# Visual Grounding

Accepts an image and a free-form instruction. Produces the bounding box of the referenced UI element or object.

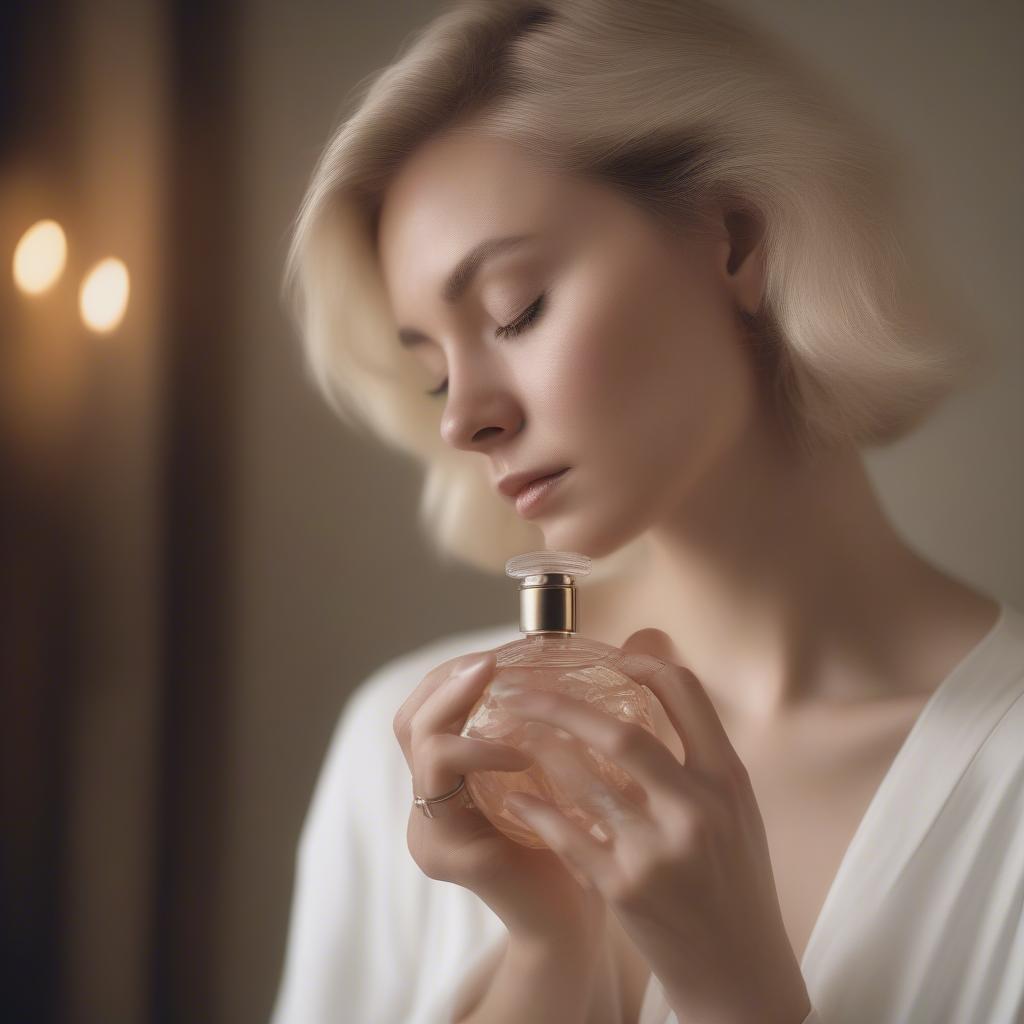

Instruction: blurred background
[1,0,1020,1022]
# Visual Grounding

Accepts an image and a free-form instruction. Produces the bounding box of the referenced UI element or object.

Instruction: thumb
[617,629,688,764]
[620,627,679,663]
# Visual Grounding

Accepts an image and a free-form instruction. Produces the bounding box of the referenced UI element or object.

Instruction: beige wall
[225,2,1023,1021]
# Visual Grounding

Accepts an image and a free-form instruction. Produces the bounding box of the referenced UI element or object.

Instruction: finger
[412,653,498,739]
[519,723,652,838]
[614,649,738,780]
[414,733,535,809]
[393,650,495,766]
[393,649,494,736]
[502,792,618,893]
[500,688,698,810]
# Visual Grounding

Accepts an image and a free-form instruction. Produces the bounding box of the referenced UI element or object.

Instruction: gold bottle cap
[505,551,592,635]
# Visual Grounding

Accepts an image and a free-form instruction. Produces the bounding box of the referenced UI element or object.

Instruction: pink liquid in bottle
[460,550,657,849]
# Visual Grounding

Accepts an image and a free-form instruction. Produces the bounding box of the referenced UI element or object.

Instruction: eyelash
[426,292,547,398]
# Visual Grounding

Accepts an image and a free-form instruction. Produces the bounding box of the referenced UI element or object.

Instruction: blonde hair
[282,0,989,580]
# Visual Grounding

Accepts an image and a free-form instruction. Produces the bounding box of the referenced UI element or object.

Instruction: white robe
[270,601,1024,1024]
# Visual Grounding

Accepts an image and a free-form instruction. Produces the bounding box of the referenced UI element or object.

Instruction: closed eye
[426,291,547,398]
[496,291,546,339]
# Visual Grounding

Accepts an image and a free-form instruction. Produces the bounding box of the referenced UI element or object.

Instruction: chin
[541,510,648,563]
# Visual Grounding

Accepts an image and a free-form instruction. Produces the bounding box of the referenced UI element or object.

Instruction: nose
[438,364,524,453]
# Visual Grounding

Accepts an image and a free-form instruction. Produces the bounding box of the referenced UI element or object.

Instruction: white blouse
[271,602,1024,1024]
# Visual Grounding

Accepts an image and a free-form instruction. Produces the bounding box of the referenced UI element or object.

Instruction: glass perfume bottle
[459,550,658,850]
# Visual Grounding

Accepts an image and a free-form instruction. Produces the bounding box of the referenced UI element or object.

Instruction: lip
[497,465,571,501]
[513,468,570,518]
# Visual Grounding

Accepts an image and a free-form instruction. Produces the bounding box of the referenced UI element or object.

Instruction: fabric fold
[272,603,1024,1024]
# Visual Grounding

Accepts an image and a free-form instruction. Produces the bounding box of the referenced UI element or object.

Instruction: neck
[581,436,997,728]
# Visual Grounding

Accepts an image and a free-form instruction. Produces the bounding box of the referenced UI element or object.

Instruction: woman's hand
[392,649,609,950]
[496,629,813,1024]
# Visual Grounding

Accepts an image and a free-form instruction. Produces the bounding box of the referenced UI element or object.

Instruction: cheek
[543,274,730,455]
[537,262,667,430]
[536,275,758,511]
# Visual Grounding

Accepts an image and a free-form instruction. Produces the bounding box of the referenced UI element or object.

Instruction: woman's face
[376,130,773,559]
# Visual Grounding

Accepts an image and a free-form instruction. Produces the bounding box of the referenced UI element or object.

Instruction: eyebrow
[397,233,538,348]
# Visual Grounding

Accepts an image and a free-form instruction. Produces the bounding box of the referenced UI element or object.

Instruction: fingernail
[458,652,492,675]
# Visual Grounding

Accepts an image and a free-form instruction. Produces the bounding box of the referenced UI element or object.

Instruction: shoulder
[977,600,1024,728]
[994,600,1024,672]
[953,599,1024,787]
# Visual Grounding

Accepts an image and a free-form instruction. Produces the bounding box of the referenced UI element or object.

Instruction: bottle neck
[518,573,578,634]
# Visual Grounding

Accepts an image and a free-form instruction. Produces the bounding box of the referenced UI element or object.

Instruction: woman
[271,2,1024,1022]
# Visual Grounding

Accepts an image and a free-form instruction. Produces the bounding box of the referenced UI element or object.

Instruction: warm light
[13,219,67,294]
[79,258,130,332]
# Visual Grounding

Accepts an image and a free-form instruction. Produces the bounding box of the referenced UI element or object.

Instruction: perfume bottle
[459,550,657,850]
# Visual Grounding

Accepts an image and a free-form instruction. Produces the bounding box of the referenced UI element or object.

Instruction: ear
[716,204,767,319]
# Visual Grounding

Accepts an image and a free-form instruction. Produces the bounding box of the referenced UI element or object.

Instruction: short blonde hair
[283,0,988,580]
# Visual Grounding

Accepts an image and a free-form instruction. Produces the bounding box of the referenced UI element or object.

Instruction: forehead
[376,132,593,302]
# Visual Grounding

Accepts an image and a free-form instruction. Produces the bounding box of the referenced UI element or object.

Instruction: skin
[376,127,997,725]
[376,128,1001,1020]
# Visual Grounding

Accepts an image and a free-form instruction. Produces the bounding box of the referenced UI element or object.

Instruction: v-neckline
[797,598,1010,974]
[632,599,1020,1022]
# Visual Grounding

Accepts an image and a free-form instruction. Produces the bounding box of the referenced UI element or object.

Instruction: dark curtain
[0,1,239,1020]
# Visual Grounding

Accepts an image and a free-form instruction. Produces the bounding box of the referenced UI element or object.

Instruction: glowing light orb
[79,258,130,333]
[13,219,67,294]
